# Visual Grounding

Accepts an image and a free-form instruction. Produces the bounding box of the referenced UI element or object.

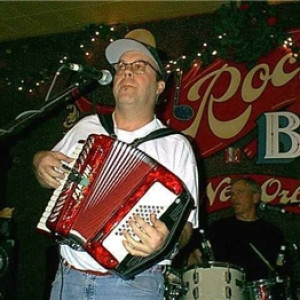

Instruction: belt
[62,260,111,277]
[63,260,166,277]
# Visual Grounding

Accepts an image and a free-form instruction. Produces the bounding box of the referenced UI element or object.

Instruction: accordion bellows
[37,134,193,278]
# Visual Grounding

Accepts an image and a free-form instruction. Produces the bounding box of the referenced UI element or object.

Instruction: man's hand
[122,213,169,257]
[0,207,14,219]
[33,150,72,189]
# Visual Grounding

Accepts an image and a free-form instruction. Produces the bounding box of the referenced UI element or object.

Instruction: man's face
[112,51,165,110]
[230,180,258,216]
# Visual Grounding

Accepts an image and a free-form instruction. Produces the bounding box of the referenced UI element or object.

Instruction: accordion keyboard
[36,142,84,233]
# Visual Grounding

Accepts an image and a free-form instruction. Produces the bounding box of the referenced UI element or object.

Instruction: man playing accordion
[33,28,199,300]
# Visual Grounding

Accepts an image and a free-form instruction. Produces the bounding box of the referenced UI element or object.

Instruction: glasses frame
[111,60,160,77]
[229,189,255,197]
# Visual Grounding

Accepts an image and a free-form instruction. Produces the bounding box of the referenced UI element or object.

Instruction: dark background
[0,3,300,299]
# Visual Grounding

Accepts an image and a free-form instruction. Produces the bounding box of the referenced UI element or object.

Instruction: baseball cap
[105,29,165,80]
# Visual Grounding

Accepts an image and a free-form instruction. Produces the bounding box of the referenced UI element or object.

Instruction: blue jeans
[50,261,165,300]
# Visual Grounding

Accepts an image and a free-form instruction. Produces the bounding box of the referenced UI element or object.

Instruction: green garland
[2,2,298,93]
[202,1,289,68]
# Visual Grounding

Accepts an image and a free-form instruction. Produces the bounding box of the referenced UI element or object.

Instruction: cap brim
[105,39,156,66]
[105,38,166,79]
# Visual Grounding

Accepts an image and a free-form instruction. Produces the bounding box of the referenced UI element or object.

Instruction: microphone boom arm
[0,84,77,138]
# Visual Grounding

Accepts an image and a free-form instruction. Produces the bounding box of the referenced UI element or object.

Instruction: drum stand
[164,266,188,300]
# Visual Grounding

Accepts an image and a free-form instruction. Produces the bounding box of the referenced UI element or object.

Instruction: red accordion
[37,134,193,278]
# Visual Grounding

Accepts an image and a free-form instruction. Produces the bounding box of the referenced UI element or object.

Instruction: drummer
[208,177,288,281]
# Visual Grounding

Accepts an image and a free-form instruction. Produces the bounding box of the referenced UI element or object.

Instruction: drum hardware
[225,269,231,284]
[0,238,16,299]
[0,246,9,278]
[164,266,188,300]
[0,219,12,238]
[192,268,199,284]
[192,285,199,299]
[198,229,215,263]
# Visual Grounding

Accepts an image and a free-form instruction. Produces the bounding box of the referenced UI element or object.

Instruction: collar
[112,113,161,144]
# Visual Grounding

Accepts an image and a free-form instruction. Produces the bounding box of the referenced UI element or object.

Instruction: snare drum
[245,277,291,300]
[182,261,245,300]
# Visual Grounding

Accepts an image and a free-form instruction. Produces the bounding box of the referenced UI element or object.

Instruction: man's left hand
[123,213,169,257]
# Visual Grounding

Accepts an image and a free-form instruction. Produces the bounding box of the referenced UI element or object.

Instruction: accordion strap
[98,113,180,147]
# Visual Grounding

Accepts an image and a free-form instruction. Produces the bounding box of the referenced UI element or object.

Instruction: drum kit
[164,262,292,300]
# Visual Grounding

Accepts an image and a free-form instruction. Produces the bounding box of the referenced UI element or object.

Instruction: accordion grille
[71,137,155,241]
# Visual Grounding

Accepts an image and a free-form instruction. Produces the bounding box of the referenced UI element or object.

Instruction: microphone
[65,63,112,85]
[258,202,288,214]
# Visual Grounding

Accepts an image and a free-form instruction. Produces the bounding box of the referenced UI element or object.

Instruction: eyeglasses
[112,60,160,76]
[229,189,254,197]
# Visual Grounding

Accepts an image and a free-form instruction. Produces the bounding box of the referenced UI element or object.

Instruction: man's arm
[178,221,193,249]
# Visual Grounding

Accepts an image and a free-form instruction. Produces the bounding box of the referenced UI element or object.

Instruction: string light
[3,15,299,95]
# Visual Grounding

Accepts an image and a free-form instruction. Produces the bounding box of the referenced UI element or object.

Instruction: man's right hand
[33,151,72,189]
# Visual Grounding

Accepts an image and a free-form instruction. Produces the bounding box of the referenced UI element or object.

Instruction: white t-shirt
[52,114,199,272]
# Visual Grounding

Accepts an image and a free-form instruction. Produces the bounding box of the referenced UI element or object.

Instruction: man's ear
[253,192,260,204]
[156,80,165,95]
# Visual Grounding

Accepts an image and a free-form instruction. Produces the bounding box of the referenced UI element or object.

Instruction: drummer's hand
[187,248,203,267]
[123,213,169,257]
[33,150,72,189]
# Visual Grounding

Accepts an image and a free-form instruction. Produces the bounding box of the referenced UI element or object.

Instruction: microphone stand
[0,79,102,139]
[274,202,300,208]
[259,202,300,215]
[0,84,77,138]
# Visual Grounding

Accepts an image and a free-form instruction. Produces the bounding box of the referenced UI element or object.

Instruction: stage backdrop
[73,27,300,284]
[1,6,300,299]
[75,28,300,216]
[161,28,300,215]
